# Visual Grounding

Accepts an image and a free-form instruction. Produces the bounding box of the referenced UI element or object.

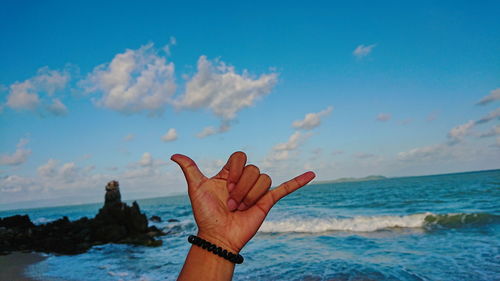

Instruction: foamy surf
[258,212,499,233]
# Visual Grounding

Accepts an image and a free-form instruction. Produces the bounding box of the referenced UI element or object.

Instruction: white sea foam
[34,217,53,224]
[258,213,432,233]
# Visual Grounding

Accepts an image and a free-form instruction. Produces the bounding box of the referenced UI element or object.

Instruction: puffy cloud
[6,80,39,110]
[196,126,217,139]
[448,120,475,143]
[37,159,58,177]
[292,106,333,130]
[476,108,500,124]
[264,131,311,165]
[59,162,78,183]
[82,43,176,115]
[5,67,69,114]
[175,55,278,121]
[196,122,231,138]
[37,159,79,183]
[476,88,500,105]
[274,131,304,151]
[0,175,35,193]
[139,152,154,167]
[397,144,444,161]
[47,98,68,116]
[376,113,392,122]
[161,128,177,142]
[0,138,31,166]
[123,152,169,179]
[353,44,376,59]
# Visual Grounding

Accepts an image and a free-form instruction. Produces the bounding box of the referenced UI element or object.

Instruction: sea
[1,169,499,281]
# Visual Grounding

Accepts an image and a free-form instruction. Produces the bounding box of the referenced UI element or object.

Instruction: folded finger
[238,173,272,211]
[214,151,247,192]
[227,164,260,211]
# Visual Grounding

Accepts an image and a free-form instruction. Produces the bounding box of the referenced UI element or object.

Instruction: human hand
[171,151,315,254]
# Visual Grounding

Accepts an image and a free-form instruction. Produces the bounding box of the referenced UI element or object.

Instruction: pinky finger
[256,171,315,214]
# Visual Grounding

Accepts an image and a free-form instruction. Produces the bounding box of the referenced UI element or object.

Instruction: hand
[171,151,315,254]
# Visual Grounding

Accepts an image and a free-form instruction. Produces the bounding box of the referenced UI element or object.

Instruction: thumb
[171,154,205,189]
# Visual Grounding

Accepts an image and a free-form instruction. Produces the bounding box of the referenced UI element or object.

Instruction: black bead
[187,235,243,264]
[208,244,216,252]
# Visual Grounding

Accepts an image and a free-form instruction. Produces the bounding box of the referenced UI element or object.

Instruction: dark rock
[167,219,180,223]
[0,181,166,255]
[0,215,35,229]
[150,215,162,222]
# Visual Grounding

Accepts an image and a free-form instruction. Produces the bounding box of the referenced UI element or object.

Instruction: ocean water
[1,170,499,281]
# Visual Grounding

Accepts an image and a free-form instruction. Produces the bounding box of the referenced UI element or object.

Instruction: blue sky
[1,1,499,209]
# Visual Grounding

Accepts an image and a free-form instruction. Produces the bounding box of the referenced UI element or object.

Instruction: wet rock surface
[0,181,165,255]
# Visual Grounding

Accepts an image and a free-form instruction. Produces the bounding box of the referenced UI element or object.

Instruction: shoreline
[0,252,47,281]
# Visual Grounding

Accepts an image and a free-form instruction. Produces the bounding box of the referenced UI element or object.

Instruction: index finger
[256,171,315,213]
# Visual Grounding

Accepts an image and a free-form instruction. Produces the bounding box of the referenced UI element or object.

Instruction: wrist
[196,231,241,254]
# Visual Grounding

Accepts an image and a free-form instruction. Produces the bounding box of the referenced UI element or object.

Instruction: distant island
[312,175,387,184]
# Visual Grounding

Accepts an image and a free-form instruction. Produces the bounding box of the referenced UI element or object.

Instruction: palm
[191,178,267,252]
[171,152,315,253]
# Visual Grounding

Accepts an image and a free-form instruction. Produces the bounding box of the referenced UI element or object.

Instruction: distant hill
[313,175,387,184]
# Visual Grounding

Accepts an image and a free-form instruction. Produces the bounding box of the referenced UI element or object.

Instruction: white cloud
[59,162,78,183]
[274,131,304,151]
[448,120,475,143]
[353,44,376,59]
[0,138,31,166]
[82,43,176,115]
[161,128,178,142]
[139,152,154,167]
[476,107,500,124]
[196,126,217,138]
[196,122,231,138]
[38,159,58,177]
[397,144,445,161]
[47,98,68,116]
[376,113,392,122]
[292,106,333,130]
[36,159,83,184]
[175,55,278,121]
[263,131,311,166]
[477,88,500,105]
[5,67,69,114]
[6,80,39,110]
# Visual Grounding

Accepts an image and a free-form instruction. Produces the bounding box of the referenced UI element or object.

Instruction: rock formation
[0,181,165,255]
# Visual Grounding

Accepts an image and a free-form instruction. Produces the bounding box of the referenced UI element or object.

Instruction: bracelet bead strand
[188,235,244,264]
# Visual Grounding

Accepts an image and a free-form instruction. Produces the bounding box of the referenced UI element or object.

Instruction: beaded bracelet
[188,235,244,264]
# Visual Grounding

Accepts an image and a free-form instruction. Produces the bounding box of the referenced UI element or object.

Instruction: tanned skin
[173,151,316,281]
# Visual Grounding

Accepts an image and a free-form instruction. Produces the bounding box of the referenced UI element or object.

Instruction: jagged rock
[104,180,121,207]
[150,215,162,222]
[0,215,35,229]
[0,181,166,255]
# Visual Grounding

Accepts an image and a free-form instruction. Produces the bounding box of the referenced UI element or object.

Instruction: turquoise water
[1,170,499,281]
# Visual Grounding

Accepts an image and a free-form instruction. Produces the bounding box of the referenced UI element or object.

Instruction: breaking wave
[258,212,499,233]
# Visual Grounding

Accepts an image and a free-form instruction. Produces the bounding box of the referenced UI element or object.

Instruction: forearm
[177,245,235,281]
